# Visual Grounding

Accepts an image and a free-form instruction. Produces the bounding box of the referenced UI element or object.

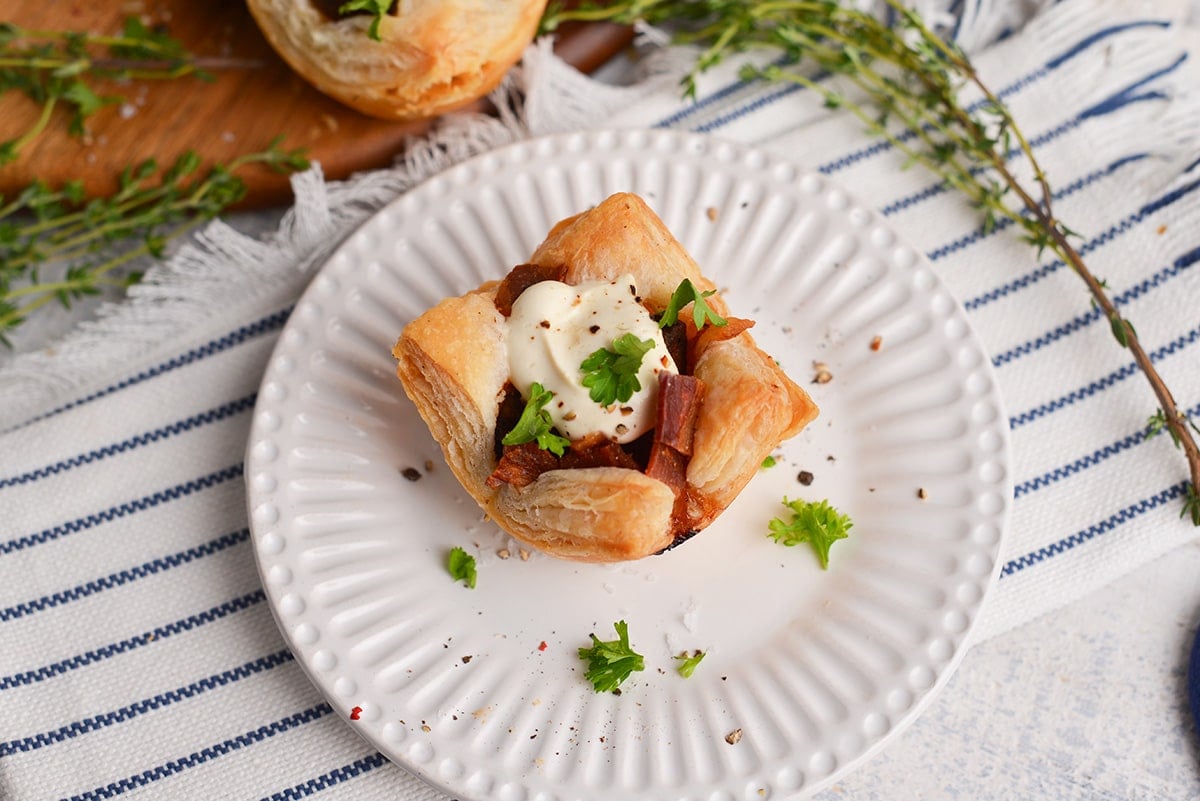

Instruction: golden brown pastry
[246,0,547,120]
[393,193,818,562]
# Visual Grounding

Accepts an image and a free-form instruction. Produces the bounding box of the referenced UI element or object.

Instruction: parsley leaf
[447,546,477,588]
[338,0,391,41]
[674,650,706,678]
[501,382,570,456]
[578,620,645,693]
[658,279,727,330]
[580,333,655,406]
[767,497,853,569]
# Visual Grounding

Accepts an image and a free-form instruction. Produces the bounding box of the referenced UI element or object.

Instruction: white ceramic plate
[245,129,1011,801]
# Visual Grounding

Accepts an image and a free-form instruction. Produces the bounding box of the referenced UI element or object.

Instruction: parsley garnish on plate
[658,279,728,330]
[674,650,706,678]
[578,620,645,693]
[447,546,477,588]
[501,382,570,456]
[768,497,853,569]
[580,333,655,406]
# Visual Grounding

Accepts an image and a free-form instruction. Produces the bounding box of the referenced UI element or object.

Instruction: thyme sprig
[0,139,309,344]
[0,17,256,164]
[540,0,1200,524]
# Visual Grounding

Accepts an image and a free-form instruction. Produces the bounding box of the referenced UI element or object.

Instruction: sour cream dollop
[506,276,677,444]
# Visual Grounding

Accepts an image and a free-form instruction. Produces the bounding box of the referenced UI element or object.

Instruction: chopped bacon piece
[646,441,695,534]
[494,384,526,458]
[647,373,707,535]
[654,373,704,456]
[486,442,559,489]
[645,441,688,497]
[494,263,568,316]
[487,432,640,489]
[693,316,755,360]
[660,320,689,375]
[561,432,640,472]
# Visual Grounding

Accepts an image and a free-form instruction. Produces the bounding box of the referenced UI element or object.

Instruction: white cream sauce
[506,276,677,444]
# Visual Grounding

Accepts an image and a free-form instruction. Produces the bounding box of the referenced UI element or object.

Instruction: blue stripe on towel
[257,753,390,801]
[0,394,257,490]
[0,590,266,691]
[878,59,1184,219]
[814,19,1173,175]
[0,530,249,622]
[927,154,1148,262]
[1044,19,1171,68]
[1014,401,1200,498]
[1009,324,1200,429]
[965,175,1200,311]
[654,55,795,129]
[1078,54,1186,119]
[1001,481,1189,577]
[0,649,294,757]
[655,16,1163,136]
[0,464,244,556]
[5,307,289,434]
[991,244,1200,368]
[60,703,334,801]
[693,80,811,134]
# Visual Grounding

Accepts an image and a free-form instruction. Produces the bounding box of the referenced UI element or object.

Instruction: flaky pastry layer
[393,193,818,561]
[247,0,546,120]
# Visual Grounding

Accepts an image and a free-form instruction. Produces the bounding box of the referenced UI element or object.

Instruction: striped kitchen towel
[0,0,1197,799]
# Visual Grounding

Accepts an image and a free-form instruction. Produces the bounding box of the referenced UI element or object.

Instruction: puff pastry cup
[393,193,818,562]
[246,0,547,120]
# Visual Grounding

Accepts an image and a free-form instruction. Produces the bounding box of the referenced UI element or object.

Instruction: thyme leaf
[0,139,309,343]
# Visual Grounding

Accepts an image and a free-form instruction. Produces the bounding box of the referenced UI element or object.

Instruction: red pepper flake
[349,706,362,721]
[538,641,548,652]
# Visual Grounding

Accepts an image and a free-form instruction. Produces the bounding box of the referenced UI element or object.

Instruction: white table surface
[821,543,1200,800]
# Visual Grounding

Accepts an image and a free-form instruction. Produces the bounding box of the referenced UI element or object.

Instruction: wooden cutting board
[0,1,632,207]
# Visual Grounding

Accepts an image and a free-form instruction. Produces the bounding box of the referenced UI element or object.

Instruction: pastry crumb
[497,548,511,560]
[725,728,743,745]
[706,206,719,222]
[917,487,928,500]
[812,361,833,384]
[869,335,883,351]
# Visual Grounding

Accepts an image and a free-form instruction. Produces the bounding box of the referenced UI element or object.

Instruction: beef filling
[493,263,568,317]
[487,263,718,538]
